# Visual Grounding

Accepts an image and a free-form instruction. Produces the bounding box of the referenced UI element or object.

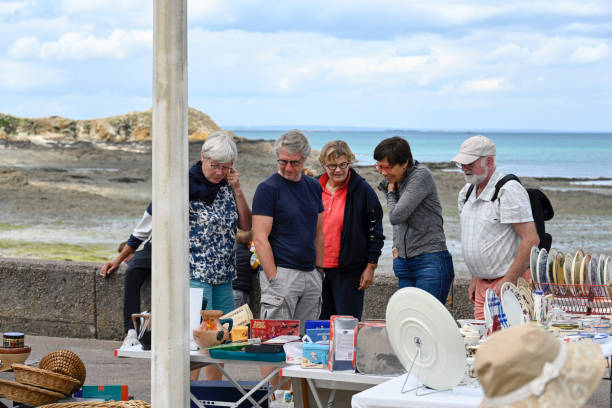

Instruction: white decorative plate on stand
[386,287,466,390]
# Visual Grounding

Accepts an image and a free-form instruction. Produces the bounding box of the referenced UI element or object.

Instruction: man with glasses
[252,129,324,388]
[453,135,539,319]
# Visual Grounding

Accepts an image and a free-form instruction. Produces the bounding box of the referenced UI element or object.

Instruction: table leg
[306,378,325,408]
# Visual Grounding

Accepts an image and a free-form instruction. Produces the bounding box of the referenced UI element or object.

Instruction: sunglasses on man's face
[277,159,303,167]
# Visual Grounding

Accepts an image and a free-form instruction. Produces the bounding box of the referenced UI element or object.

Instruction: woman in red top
[317,140,385,320]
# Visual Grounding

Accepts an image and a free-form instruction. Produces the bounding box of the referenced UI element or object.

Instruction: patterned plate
[599,254,607,285]
[537,248,549,284]
[572,249,584,286]
[547,248,557,284]
[564,253,574,295]
[501,282,528,327]
[530,246,540,283]
[485,288,508,331]
[555,252,565,285]
[518,286,534,320]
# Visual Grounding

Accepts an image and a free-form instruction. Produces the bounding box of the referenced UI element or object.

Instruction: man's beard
[464,166,488,185]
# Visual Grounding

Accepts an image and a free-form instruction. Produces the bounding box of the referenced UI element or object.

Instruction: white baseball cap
[452,135,496,165]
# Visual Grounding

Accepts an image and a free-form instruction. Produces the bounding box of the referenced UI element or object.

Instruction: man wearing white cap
[453,135,539,319]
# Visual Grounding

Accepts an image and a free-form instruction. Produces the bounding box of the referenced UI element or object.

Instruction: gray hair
[274,129,311,159]
[201,131,237,163]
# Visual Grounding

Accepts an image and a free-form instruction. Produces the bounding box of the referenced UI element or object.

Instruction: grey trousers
[259,266,322,328]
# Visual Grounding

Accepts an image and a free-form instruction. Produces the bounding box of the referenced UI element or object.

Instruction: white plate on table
[386,287,466,390]
[501,282,527,327]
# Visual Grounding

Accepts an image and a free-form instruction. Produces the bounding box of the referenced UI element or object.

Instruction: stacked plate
[529,246,611,292]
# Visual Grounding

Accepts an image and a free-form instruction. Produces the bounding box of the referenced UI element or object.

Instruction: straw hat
[475,324,604,407]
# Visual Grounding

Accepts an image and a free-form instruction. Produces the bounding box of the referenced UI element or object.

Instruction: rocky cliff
[0,107,232,145]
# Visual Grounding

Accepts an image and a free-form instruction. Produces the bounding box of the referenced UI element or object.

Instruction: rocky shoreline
[1,140,610,278]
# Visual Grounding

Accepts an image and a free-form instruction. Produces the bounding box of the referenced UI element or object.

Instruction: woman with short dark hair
[373,136,454,304]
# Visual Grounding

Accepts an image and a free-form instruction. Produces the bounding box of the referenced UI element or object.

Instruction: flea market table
[115,348,287,408]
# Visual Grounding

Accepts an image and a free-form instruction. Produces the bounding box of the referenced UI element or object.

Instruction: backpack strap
[491,174,521,201]
[463,184,475,204]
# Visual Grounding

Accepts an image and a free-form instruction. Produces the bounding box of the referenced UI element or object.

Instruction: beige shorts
[259,266,322,326]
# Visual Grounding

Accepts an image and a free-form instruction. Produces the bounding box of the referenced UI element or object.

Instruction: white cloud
[439,77,508,95]
[0,1,29,17]
[0,60,62,89]
[487,43,530,61]
[571,43,610,63]
[26,29,152,60]
[7,36,41,58]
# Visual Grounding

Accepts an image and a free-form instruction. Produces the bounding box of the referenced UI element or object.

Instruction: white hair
[274,129,311,159]
[201,131,237,163]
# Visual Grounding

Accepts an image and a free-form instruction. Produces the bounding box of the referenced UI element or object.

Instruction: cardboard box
[190,380,269,408]
[74,385,129,401]
[250,319,300,342]
[304,320,330,330]
[305,328,330,343]
[302,342,329,369]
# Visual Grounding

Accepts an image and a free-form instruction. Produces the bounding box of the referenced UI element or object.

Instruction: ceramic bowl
[0,346,31,368]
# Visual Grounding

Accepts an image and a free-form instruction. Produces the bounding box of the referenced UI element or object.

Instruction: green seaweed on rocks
[0,239,114,262]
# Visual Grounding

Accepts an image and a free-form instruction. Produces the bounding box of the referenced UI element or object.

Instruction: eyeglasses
[209,162,232,172]
[325,162,350,171]
[374,163,393,173]
[277,159,303,167]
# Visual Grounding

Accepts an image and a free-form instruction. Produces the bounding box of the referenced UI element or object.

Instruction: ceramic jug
[193,310,233,352]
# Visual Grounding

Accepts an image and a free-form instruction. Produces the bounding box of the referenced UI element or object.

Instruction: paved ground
[1,335,611,406]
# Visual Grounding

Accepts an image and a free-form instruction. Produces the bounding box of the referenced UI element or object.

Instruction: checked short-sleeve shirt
[458,169,533,280]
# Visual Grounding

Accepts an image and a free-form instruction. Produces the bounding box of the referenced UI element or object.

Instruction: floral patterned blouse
[189,183,238,284]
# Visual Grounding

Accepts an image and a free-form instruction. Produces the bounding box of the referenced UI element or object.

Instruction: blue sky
[1,0,611,131]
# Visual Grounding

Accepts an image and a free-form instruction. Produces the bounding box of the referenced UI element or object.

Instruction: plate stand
[400,337,450,396]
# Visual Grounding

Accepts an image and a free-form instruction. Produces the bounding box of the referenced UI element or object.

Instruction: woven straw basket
[39,350,86,394]
[0,378,64,406]
[39,400,151,408]
[12,364,80,395]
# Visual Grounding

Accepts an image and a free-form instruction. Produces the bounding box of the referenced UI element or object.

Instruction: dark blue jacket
[318,168,385,273]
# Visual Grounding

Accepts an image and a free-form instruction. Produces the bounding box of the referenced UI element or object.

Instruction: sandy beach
[0,140,610,278]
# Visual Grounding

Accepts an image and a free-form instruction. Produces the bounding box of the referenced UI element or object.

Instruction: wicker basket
[0,378,64,406]
[39,400,151,407]
[12,364,80,395]
[39,350,86,393]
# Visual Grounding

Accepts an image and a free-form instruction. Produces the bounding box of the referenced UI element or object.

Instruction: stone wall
[0,258,472,340]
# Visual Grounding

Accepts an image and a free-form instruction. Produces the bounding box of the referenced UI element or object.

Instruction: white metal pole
[152,0,189,406]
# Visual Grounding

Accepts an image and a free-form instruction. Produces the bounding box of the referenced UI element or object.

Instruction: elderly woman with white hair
[189,131,252,380]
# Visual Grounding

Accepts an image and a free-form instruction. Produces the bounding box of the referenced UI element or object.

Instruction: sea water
[232,129,612,180]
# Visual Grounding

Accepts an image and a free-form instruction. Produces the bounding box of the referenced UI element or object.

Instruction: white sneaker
[120,329,141,350]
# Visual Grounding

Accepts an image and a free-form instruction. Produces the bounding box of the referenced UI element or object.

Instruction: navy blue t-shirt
[252,173,324,271]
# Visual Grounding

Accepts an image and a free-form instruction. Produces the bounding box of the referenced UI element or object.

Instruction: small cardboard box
[74,385,129,401]
[304,320,330,331]
[306,328,330,343]
[250,319,300,342]
[302,342,329,369]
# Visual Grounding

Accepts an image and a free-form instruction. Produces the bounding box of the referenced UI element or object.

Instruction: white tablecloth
[352,338,612,408]
[351,373,483,408]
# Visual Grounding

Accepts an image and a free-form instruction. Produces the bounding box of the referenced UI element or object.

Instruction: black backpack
[464,174,554,251]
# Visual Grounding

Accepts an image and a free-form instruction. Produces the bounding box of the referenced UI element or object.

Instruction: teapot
[193,310,233,352]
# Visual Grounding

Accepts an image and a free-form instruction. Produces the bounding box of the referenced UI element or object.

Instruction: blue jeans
[189,279,235,315]
[393,250,454,305]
